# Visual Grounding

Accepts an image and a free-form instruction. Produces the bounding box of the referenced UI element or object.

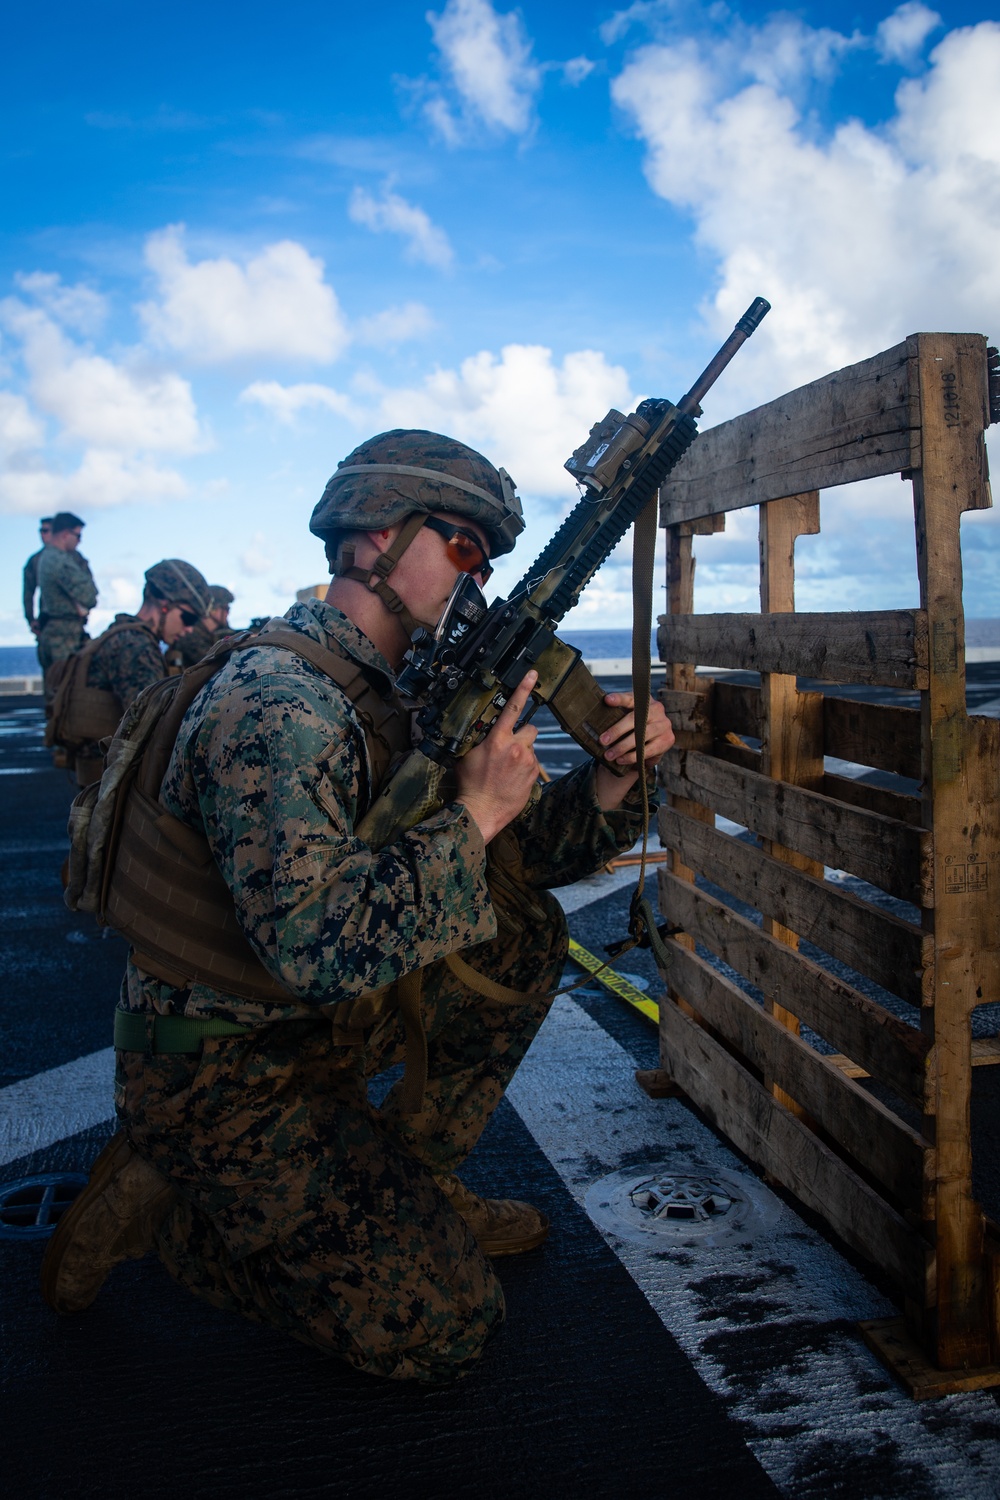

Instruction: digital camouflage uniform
[87,614,167,712]
[22,545,48,629]
[36,548,98,701]
[116,598,647,1382]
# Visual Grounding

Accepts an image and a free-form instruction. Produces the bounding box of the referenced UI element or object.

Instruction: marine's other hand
[594,693,675,811]
[456,671,540,844]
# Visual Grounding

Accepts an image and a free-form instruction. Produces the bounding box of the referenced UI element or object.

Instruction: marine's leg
[117,1030,504,1383]
[375,890,569,1174]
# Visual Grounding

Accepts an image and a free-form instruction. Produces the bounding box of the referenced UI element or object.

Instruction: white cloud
[0,392,44,456]
[356,301,435,347]
[14,272,107,334]
[0,448,188,516]
[876,3,942,65]
[600,2,662,47]
[426,0,541,139]
[348,188,454,270]
[738,16,862,91]
[240,380,361,425]
[0,300,203,454]
[139,225,349,363]
[375,342,635,498]
[611,21,1000,409]
[563,56,596,86]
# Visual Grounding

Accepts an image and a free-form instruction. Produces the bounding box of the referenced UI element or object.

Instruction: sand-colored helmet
[309,430,524,559]
[144,559,211,618]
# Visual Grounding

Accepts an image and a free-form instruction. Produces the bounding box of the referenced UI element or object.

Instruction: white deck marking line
[0,1048,115,1167]
[506,995,1000,1498]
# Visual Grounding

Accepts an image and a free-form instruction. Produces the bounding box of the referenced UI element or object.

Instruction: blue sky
[2,0,999,640]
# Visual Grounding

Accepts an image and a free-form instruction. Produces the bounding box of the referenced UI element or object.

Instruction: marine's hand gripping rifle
[356,298,770,851]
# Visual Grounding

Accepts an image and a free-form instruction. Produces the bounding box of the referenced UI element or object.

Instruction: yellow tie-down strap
[567,939,659,1026]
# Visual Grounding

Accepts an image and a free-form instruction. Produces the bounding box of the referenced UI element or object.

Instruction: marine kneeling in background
[42,431,674,1382]
[47,560,210,785]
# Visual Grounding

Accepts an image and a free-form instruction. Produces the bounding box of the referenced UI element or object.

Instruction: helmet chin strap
[336,512,436,638]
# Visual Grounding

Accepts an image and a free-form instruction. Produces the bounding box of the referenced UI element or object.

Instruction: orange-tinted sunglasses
[423,516,493,582]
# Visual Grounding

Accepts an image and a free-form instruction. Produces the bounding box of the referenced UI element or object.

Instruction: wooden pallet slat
[820,772,924,828]
[661,748,929,904]
[661,937,928,1209]
[660,805,928,1006]
[659,610,928,688]
[658,339,918,525]
[658,870,929,1103]
[823,697,923,780]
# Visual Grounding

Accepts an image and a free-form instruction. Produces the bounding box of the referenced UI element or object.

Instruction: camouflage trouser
[36,619,85,705]
[116,895,568,1382]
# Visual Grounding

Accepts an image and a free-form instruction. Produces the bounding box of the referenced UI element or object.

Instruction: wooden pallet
[642,331,1000,1395]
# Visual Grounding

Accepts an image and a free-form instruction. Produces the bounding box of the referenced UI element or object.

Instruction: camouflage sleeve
[178,663,497,1008]
[60,552,98,609]
[97,631,166,710]
[507,760,653,889]
[22,554,38,624]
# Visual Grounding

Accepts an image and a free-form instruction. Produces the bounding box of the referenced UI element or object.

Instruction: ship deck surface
[3,678,1000,1500]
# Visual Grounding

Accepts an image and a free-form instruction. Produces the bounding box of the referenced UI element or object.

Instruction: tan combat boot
[40,1131,177,1314]
[438,1173,549,1256]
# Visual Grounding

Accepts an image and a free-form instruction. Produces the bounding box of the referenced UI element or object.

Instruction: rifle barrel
[679,297,770,416]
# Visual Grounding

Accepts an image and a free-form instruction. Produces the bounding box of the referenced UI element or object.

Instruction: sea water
[0,629,651,680]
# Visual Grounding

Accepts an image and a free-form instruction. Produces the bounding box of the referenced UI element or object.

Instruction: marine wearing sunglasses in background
[84,559,211,713]
[47,558,210,786]
[43,432,674,1385]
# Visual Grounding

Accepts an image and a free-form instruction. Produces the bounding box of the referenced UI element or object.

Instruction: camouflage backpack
[45,619,150,751]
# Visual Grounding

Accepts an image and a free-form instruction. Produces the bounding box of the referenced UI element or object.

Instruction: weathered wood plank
[822,772,925,828]
[913,332,995,1368]
[658,340,919,525]
[659,806,927,1005]
[826,1037,1000,1078]
[713,680,761,738]
[823,697,922,780]
[658,610,928,688]
[662,938,927,1206]
[658,998,932,1301]
[662,524,714,1026]
[661,749,930,904]
[658,870,929,1103]
[756,494,825,1114]
[659,688,713,737]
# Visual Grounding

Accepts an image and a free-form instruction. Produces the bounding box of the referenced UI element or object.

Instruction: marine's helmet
[309,430,524,560]
[144,559,211,618]
[208,585,235,608]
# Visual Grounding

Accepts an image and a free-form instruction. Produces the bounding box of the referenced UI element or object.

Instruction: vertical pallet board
[909,333,998,1371]
[758,493,822,1116]
[650,331,1000,1397]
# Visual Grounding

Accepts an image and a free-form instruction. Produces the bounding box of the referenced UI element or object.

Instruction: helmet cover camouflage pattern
[208,585,235,608]
[310,430,524,559]
[144,559,211,618]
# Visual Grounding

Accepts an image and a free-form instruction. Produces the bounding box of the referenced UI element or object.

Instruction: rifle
[356,298,770,852]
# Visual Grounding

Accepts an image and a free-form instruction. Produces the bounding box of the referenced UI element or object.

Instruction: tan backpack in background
[45,620,149,750]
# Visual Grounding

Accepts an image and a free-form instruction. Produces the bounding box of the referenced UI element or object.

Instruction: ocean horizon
[6,618,1000,680]
[0,627,650,680]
